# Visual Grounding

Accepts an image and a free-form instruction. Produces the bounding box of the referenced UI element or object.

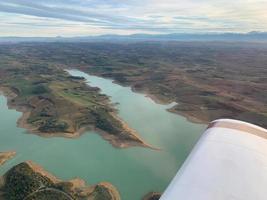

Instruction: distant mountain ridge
[1,32,267,43]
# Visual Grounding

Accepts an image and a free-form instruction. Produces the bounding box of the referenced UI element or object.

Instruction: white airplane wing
[160,119,267,200]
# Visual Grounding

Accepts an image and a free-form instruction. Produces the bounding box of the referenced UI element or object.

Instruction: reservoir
[0,69,206,200]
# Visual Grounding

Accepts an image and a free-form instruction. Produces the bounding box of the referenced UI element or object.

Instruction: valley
[1,42,266,128]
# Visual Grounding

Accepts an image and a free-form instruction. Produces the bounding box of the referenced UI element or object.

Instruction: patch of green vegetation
[0,49,142,146]
[49,81,101,107]
[8,79,34,97]
[38,119,69,133]
[91,185,113,200]
[31,84,49,95]
[27,191,72,200]
[3,163,54,200]
[92,108,123,136]
[0,162,120,200]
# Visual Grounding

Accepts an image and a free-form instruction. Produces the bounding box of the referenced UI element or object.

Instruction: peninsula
[0,161,120,200]
[0,52,149,148]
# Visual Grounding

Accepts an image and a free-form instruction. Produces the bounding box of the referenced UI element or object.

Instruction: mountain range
[1,32,267,43]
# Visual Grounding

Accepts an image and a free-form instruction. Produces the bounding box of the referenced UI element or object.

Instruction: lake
[0,69,206,200]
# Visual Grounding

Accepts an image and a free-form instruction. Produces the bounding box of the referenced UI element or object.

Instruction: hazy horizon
[1,31,267,38]
[0,0,267,37]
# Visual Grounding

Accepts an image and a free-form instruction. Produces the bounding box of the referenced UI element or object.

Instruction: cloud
[0,0,266,36]
[0,1,122,25]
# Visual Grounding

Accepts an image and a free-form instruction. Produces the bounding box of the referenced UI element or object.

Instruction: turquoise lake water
[0,69,206,200]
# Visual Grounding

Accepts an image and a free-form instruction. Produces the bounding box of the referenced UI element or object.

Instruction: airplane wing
[160,119,267,200]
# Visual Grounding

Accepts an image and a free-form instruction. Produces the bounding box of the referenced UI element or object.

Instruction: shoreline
[77,69,208,126]
[3,161,121,200]
[75,68,173,106]
[167,107,208,125]
[123,84,207,125]
[117,83,208,126]
[109,112,160,150]
[78,69,267,129]
[0,151,16,166]
[27,161,60,183]
[17,104,157,149]
[0,86,157,150]
[27,161,121,199]
[131,86,173,105]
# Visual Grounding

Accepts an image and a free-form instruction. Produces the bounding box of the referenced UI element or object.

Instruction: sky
[0,0,267,37]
